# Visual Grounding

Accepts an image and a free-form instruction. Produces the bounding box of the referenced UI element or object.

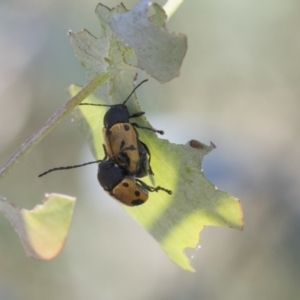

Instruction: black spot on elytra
[135,190,140,196]
[122,182,129,187]
[123,124,130,131]
[131,199,144,206]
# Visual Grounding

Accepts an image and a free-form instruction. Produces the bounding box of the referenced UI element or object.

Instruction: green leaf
[0,194,75,260]
[68,0,243,271]
[69,86,243,272]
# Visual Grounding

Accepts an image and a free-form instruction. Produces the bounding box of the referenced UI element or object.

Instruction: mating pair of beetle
[39,80,172,206]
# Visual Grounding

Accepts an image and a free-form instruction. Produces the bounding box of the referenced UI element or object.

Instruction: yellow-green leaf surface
[69,86,243,271]
[0,194,75,260]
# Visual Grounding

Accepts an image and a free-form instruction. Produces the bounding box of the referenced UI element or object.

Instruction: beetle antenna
[38,145,137,178]
[38,159,103,177]
[79,79,148,107]
[123,79,148,105]
[80,103,112,107]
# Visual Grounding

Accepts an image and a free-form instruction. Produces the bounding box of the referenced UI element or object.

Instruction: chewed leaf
[0,194,75,260]
[69,1,186,92]
[69,3,137,102]
[68,0,242,272]
[109,0,187,83]
[124,139,243,271]
[69,86,243,272]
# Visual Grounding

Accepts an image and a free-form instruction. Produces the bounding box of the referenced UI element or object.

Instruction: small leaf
[69,1,187,88]
[69,3,137,102]
[69,86,243,271]
[0,194,75,260]
[109,0,187,83]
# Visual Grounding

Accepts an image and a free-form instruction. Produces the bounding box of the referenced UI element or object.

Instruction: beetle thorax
[104,105,131,128]
[97,160,126,191]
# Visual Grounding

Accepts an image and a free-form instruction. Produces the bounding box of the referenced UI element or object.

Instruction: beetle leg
[131,122,164,135]
[136,179,172,195]
[115,141,136,169]
[139,140,154,175]
[129,111,145,118]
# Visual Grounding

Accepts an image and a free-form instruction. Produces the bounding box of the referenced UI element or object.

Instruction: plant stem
[0,72,109,181]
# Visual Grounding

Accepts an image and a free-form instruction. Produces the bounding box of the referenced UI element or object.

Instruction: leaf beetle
[97,157,172,206]
[80,79,163,178]
[38,145,172,206]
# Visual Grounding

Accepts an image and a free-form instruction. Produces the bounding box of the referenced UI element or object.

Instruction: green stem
[0,72,110,181]
[163,0,185,19]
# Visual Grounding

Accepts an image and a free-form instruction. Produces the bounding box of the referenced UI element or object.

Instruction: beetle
[38,145,172,206]
[80,79,162,178]
[103,124,153,177]
[97,158,172,206]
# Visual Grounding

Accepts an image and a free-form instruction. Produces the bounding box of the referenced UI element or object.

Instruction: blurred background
[1,0,300,299]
